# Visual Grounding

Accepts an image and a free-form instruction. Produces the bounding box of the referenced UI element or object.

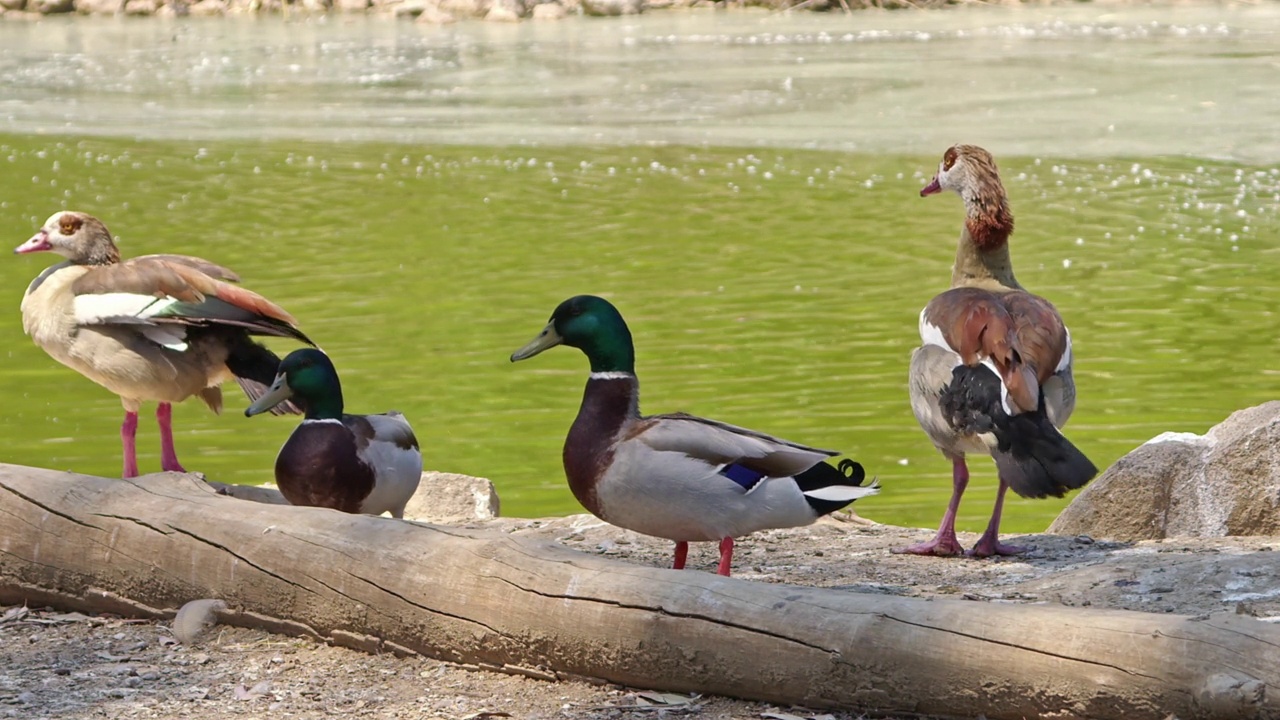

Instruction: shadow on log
[1,464,1277,720]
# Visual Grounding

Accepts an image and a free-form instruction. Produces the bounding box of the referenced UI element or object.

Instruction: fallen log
[0,463,1276,720]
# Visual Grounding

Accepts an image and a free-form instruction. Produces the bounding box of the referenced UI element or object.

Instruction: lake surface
[0,5,1277,533]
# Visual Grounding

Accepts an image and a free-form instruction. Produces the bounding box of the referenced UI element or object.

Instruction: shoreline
[2,0,1037,24]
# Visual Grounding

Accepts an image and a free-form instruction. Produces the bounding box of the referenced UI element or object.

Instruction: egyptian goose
[15,211,313,478]
[899,145,1097,558]
[510,295,879,576]
[244,348,423,518]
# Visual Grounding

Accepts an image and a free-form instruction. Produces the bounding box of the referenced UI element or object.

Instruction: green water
[2,135,1277,532]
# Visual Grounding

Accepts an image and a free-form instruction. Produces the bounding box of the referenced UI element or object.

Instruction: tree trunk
[0,464,1276,720]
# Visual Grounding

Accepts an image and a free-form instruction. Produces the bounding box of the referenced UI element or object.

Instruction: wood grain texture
[1,464,1277,720]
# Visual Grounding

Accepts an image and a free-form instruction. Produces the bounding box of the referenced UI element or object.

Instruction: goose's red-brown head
[921,145,1014,249]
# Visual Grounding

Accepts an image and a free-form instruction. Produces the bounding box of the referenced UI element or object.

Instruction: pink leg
[968,476,1031,558]
[157,403,187,473]
[121,411,139,478]
[672,541,689,570]
[894,458,969,556]
[715,537,735,577]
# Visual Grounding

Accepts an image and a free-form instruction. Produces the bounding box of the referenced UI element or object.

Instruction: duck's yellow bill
[510,322,563,362]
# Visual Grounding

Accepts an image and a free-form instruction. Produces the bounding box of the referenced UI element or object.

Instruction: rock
[530,1,563,18]
[414,4,453,21]
[1051,402,1280,541]
[0,0,25,11]
[436,0,484,16]
[30,0,74,12]
[123,0,157,14]
[579,0,639,15]
[332,0,367,10]
[205,481,290,506]
[483,1,518,20]
[74,0,121,12]
[188,0,226,14]
[403,472,500,524]
[392,0,424,15]
[204,472,498,523]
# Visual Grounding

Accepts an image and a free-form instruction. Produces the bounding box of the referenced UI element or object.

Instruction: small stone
[483,2,517,19]
[530,0,563,18]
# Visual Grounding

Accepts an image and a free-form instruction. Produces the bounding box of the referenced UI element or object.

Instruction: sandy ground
[4,514,1279,720]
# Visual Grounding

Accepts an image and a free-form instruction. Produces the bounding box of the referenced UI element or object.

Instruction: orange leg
[716,537,735,576]
[672,541,689,570]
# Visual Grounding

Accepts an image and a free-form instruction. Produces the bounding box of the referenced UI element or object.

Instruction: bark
[1,463,1277,720]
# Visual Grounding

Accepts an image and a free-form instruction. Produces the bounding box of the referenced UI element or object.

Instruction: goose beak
[14,230,52,254]
[245,373,294,417]
[920,176,942,197]
[510,322,563,362]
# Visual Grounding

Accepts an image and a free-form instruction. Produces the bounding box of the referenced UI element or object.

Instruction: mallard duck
[15,211,313,478]
[510,295,878,576]
[245,348,423,518]
[901,145,1097,558]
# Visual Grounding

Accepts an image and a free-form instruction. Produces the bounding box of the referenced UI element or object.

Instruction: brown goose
[900,145,1097,558]
[15,211,314,478]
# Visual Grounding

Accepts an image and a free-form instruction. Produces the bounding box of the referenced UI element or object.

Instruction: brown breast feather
[925,287,1067,413]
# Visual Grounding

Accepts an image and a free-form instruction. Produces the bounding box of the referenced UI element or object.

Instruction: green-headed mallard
[245,348,423,518]
[904,145,1097,558]
[511,294,878,576]
[15,211,313,478]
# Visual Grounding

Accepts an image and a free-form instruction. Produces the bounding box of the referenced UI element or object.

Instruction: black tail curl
[794,458,872,515]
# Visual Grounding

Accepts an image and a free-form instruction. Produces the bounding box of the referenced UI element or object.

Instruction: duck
[510,294,879,576]
[900,145,1098,558]
[15,211,314,478]
[244,348,423,519]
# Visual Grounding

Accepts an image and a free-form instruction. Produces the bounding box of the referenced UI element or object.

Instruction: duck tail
[941,364,1097,498]
[794,459,879,516]
[224,337,302,416]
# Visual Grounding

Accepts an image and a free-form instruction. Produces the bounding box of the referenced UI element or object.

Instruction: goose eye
[58,221,76,235]
[942,148,958,171]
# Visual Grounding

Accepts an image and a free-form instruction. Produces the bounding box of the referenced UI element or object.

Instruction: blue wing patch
[719,463,767,492]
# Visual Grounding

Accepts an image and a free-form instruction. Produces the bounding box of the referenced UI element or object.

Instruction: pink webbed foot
[967,535,1032,558]
[893,532,966,557]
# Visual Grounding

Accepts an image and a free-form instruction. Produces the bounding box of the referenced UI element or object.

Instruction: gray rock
[414,4,453,21]
[1051,401,1280,541]
[530,1,564,18]
[403,471,500,524]
[579,0,639,15]
[123,0,157,14]
[483,1,518,20]
[0,0,25,12]
[30,0,74,13]
[74,0,121,12]
[436,0,483,17]
[392,0,425,15]
[188,0,226,13]
[206,481,290,506]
